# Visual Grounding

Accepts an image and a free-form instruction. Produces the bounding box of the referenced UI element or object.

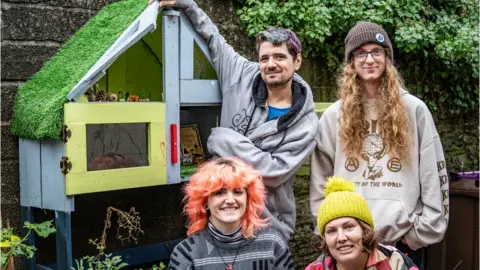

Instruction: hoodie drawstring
[267,130,287,153]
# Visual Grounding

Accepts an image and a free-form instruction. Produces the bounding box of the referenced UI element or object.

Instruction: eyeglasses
[352,48,386,62]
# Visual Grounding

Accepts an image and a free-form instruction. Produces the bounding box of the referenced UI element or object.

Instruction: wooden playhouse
[11,1,225,268]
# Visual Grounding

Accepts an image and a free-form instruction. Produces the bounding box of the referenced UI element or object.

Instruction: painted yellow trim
[65,166,167,195]
[65,123,87,174]
[314,102,333,113]
[149,122,166,166]
[64,102,166,195]
[64,103,164,124]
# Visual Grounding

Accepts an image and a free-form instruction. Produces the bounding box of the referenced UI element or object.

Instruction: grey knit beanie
[344,21,393,62]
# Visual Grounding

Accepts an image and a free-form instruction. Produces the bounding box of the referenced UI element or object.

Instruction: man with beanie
[309,21,449,269]
[152,0,318,241]
[306,176,419,270]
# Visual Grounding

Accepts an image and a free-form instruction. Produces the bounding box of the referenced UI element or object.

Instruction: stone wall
[1,0,113,231]
[1,0,114,265]
[1,0,478,268]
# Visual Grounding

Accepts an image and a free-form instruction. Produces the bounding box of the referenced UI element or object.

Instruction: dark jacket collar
[251,74,307,131]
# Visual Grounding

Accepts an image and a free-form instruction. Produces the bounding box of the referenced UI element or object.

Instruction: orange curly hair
[338,50,412,162]
[183,157,269,239]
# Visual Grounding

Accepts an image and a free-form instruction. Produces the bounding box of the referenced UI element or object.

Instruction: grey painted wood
[19,139,42,208]
[180,79,222,105]
[55,211,73,270]
[40,140,74,212]
[163,10,182,184]
[179,9,213,66]
[180,13,194,80]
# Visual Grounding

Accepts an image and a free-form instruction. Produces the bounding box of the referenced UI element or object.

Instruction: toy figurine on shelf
[139,90,146,102]
[146,91,152,102]
[85,90,96,102]
[118,91,125,102]
[85,83,109,102]
[128,95,139,102]
[85,86,96,101]
[96,90,107,102]
[106,92,118,102]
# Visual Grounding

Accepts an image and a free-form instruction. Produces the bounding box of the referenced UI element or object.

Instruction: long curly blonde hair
[338,50,412,162]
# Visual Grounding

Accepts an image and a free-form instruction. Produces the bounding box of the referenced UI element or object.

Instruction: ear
[294,53,302,71]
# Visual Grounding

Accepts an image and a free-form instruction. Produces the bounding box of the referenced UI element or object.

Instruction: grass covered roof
[11,0,148,140]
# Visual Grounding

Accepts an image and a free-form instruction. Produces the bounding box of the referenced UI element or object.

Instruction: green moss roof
[11,0,148,140]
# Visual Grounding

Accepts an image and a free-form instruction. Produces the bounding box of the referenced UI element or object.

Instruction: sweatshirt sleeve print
[309,108,337,233]
[180,0,254,94]
[207,125,316,188]
[404,106,449,250]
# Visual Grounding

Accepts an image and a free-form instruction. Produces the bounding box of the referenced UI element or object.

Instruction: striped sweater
[168,228,295,270]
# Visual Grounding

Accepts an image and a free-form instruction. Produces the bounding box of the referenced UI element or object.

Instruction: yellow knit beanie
[317,176,374,236]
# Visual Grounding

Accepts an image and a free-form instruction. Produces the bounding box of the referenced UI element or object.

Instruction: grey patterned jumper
[167,227,295,270]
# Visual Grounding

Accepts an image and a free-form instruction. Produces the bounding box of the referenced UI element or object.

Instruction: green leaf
[25,220,56,238]
[0,251,8,266]
[1,227,13,240]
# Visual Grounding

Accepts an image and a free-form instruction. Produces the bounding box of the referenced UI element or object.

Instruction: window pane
[194,42,217,80]
[86,123,149,171]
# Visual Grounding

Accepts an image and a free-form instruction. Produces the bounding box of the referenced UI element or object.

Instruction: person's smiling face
[207,187,247,233]
[352,43,386,84]
[325,217,366,264]
[258,42,301,88]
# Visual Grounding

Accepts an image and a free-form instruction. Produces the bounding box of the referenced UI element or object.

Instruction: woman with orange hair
[168,157,295,270]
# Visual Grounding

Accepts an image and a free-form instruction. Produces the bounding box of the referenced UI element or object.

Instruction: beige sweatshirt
[309,91,449,250]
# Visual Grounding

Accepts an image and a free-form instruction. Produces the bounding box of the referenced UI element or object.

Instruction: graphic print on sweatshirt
[345,119,403,182]
[229,108,257,136]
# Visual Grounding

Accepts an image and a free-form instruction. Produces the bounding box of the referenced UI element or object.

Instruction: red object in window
[171,124,178,163]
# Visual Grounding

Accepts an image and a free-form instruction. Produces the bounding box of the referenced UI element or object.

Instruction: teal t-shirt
[267,105,290,121]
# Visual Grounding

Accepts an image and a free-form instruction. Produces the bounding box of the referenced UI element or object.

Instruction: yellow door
[63,102,167,195]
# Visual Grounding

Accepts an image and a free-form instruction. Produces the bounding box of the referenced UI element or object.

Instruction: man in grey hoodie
[153,0,319,241]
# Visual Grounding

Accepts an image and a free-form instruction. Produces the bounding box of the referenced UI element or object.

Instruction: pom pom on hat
[317,176,374,236]
[325,176,355,196]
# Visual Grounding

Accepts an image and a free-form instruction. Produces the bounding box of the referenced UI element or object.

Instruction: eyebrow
[326,221,353,229]
[260,53,288,58]
[357,47,382,51]
[218,187,244,191]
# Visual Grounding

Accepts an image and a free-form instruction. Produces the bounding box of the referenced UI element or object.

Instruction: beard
[264,73,294,88]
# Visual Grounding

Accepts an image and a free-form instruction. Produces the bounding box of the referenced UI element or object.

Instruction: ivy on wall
[236,0,479,115]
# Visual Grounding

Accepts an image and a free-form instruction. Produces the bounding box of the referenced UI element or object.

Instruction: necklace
[212,237,243,270]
